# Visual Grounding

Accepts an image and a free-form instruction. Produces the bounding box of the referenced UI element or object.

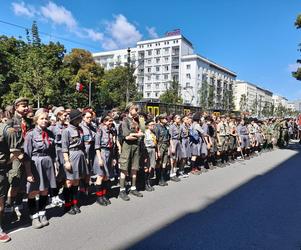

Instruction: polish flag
[76,82,83,92]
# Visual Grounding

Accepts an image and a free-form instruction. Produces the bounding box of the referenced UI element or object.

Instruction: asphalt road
[3,142,301,250]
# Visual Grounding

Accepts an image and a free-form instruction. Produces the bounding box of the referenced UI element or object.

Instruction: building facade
[233,80,273,116]
[92,30,236,107]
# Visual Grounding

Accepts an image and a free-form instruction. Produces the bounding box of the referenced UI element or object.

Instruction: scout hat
[69,109,82,122]
[14,97,29,106]
[53,106,65,116]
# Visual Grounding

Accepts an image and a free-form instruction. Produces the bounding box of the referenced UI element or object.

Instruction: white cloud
[40,2,77,30]
[102,38,119,50]
[146,26,159,39]
[12,1,37,18]
[105,14,142,49]
[11,2,144,50]
[83,28,104,42]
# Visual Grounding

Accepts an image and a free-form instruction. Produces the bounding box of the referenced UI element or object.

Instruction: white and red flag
[76,82,83,92]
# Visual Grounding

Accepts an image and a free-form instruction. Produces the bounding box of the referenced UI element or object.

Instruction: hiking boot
[96,196,107,206]
[73,205,81,214]
[39,215,49,227]
[32,216,43,229]
[119,190,130,201]
[129,189,143,197]
[145,184,153,192]
[103,196,111,205]
[159,180,168,186]
[66,206,76,215]
[170,176,181,182]
[0,233,11,243]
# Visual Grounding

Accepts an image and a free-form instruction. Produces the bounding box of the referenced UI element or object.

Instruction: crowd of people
[0,97,299,243]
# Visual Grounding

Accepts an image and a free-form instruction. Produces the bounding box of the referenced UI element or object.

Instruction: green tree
[199,80,208,109]
[61,48,104,109]
[160,79,183,104]
[293,14,301,80]
[251,98,258,116]
[207,84,215,109]
[2,23,66,107]
[261,101,270,117]
[239,94,248,112]
[228,87,235,111]
[102,65,139,109]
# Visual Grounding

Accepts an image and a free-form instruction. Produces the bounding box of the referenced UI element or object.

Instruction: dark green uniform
[119,116,141,172]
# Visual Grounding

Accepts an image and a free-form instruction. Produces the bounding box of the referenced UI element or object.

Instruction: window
[186,73,191,79]
[155,92,159,97]
[148,50,152,56]
[156,66,160,72]
[147,84,151,88]
[156,75,160,80]
[165,66,169,71]
[164,74,168,80]
[156,58,160,64]
[147,76,151,81]
[147,92,150,97]
[164,57,169,62]
[147,67,151,73]
[147,59,151,64]
[156,49,160,55]
[186,82,190,88]
[156,83,159,88]
[186,64,191,70]
[164,48,169,53]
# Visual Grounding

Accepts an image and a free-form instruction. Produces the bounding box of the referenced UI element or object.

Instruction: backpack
[189,126,200,143]
[0,123,9,165]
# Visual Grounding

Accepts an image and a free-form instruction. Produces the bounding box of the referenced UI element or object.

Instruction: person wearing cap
[48,107,67,207]
[61,109,89,215]
[3,97,30,216]
[169,115,182,182]
[144,119,157,192]
[79,109,96,196]
[93,116,114,206]
[23,109,56,229]
[154,113,169,186]
[118,103,144,201]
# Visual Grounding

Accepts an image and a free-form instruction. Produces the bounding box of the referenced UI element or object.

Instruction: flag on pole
[76,82,83,92]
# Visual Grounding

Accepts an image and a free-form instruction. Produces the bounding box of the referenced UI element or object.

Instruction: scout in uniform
[3,97,30,215]
[216,116,229,166]
[118,103,144,201]
[24,109,56,229]
[189,113,204,175]
[93,116,114,206]
[201,116,214,169]
[48,107,67,207]
[80,110,96,195]
[62,109,89,215]
[228,117,238,162]
[0,118,11,242]
[154,113,170,186]
[144,119,157,191]
[237,118,250,159]
[179,115,191,176]
[169,115,182,182]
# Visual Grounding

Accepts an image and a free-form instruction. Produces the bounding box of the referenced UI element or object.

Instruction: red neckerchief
[42,130,51,145]
[21,119,27,138]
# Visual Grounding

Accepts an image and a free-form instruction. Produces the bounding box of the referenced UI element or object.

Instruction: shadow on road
[128,143,301,250]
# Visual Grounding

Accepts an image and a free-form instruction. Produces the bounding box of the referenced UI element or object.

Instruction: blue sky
[1,0,301,101]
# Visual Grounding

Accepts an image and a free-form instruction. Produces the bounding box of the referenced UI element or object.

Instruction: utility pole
[126,47,131,106]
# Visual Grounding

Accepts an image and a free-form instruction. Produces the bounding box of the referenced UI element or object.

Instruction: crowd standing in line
[0,97,299,242]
